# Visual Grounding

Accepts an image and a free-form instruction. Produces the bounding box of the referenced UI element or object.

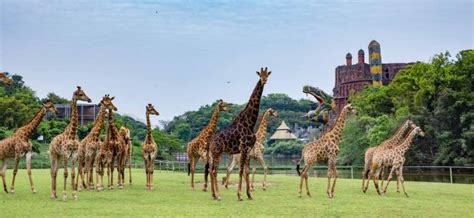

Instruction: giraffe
[224,108,278,191]
[76,95,117,190]
[362,119,415,193]
[119,126,132,185]
[0,100,57,193]
[104,105,128,190]
[187,99,229,191]
[49,86,92,200]
[142,103,159,190]
[207,67,271,201]
[368,125,425,197]
[95,115,111,191]
[296,103,356,198]
[0,72,13,85]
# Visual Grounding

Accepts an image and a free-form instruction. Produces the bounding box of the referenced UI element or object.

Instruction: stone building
[332,40,409,114]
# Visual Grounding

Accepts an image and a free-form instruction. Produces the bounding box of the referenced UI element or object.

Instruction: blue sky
[1,0,472,124]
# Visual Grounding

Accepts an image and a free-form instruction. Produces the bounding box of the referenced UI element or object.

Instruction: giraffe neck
[145,112,155,144]
[382,120,410,148]
[86,106,107,141]
[199,105,221,139]
[234,80,264,128]
[325,107,349,144]
[256,110,271,143]
[398,129,418,155]
[108,109,118,139]
[16,107,47,138]
[64,98,79,138]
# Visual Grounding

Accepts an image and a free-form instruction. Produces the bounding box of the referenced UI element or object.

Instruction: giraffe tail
[187,162,191,176]
[204,162,210,181]
[296,156,303,176]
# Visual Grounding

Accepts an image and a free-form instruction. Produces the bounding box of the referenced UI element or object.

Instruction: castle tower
[358,49,365,64]
[368,40,382,86]
[346,53,352,66]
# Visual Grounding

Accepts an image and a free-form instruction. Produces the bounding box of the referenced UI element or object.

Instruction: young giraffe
[224,108,278,191]
[0,100,57,193]
[362,119,415,193]
[142,103,159,190]
[0,72,13,85]
[76,95,117,190]
[119,126,132,185]
[369,126,424,197]
[207,67,271,201]
[187,99,229,191]
[95,116,111,191]
[296,103,356,198]
[49,86,92,200]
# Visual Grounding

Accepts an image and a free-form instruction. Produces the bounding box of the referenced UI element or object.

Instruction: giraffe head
[100,95,117,111]
[407,118,417,129]
[344,103,357,114]
[217,99,229,112]
[146,103,159,116]
[73,86,92,103]
[256,67,271,85]
[267,108,279,118]
[413,126,425,137]
[0,72,13,85]
[43,100,59,114]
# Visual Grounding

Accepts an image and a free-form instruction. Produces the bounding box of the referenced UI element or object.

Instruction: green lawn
[0,169,472,217]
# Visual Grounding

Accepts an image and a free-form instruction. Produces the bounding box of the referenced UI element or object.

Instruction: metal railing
[11,160,474,184]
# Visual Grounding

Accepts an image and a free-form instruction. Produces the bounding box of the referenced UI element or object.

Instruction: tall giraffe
[187,99,229,191]
[49,86,91,200]
[368,125,424,197]
[207,67,271,201]
[362,119,415,192]
[76,95,117,190]
[0,100,57,193]
[296,104,356,198]
[0,72,13,85]
[224,108,278,191]
[142,103,159,190]
[105,106,127,189]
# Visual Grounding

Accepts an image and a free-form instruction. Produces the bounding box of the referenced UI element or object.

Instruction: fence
[19,160,474,184]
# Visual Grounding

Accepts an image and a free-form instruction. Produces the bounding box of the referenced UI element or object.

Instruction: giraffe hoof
[9,188,15,193]
[32,188,37,194]
[62,193,67,201]
[202,189,208,192]
[307,192,311,197]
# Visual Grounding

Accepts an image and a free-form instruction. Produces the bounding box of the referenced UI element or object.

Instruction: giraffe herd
[0,69,425,202]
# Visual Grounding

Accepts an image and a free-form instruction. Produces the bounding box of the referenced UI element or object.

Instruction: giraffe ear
[256,71,261,76]
[268,71,272,75]
[111,97,115,100]
[77,86,81,90]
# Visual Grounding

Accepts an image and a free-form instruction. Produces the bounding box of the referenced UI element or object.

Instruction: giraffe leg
[150,161,155,190]
[304,168,311,197]
[107,157,112,190]
[244,155,252,200]
[214,159,222,200]
[26,152,36,193]
[362,161,369,192]
[210,161,216,199]
[224,155,236,189]
[383,166,396,194]
[1,160,8,193]
[128,151,132,185]
[327,158,337,198]
[71,159,77,200]
[10,156,20,193]
[331,167,338,197]
[372,168,382,196]
[399,166,409,197]
[237,152,247,201]
[258,156,268,191]
[190,157,196,190]
[298,165,307,198]
[380,166,385,189]
[203,159,209,192]
[62,158,68,201]
[395,169,401,193]
[251,159,256,192]
[50,158,58,199]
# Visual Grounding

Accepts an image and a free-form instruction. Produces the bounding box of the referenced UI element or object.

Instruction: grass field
[0,169,472,217]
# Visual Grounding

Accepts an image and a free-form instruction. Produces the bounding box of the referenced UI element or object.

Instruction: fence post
[351,166,354,180]
[449,167,453,184]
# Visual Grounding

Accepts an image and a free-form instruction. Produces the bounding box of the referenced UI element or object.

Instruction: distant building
[333,40,410,114]
[51,104,100,125]
[270,121,298,141]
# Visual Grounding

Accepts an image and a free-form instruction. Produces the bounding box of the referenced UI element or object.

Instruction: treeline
[164,93,315,143]
[339,50,473,166]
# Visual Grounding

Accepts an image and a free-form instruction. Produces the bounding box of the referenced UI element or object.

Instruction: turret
[346,53,352,66]
[368,40,382,86]
[358,49,365,64]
